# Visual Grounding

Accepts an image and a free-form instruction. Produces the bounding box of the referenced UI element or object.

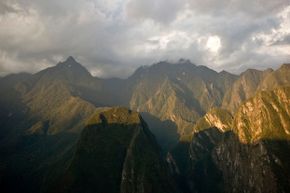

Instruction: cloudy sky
[0,0,290,77]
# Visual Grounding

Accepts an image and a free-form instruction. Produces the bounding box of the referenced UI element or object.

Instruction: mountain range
[0,56,289,193]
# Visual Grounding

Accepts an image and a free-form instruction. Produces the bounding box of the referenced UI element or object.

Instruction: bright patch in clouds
[206,36,221,53]
[0,0,289,77]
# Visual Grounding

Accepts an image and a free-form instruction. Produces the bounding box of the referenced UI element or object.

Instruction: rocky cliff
[49,107,180,193]
[188,128,290,193]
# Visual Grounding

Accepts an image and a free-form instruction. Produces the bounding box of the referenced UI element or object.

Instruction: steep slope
[193,108,233,133]
[192,86,290,143]
[49,107,180,193]
[233,86,290,143]
[0,58,238,142]
[258,63,290,90]
[0,57,99,193]
[170,85,290,193]
[131,78,201,137]
[187,129,290,193]
[0,58,290,193]
[24,81,96,134]
[222,63,290,113]
[0,57,97,137]
[129,60,237,137]
[0,73,32,140]
[32,56,93,84]
[222,68,273,112]
[140,112,179,152]
[27,56,112,107]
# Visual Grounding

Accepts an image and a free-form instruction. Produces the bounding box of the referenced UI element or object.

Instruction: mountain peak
[55,56,91,75]
[58,56,83,68]
[66,56,76,63]
[54,106,179,193]
[130,59,197,80]
[280,63,290,70]
[219,70,229,74]
[178,58,194,65]
[34,56,92,83]
[241,68,262,75]
[88,107,142,126]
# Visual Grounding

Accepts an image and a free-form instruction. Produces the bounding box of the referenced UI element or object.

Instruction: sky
[0,0,290,78]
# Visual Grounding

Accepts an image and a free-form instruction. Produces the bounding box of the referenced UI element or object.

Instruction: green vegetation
[0,57,290,193]
[51,107,179,193]
[233,86,290,143]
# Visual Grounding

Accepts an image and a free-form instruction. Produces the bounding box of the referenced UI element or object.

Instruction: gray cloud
[0,0,289,78]
[273,35,290,45]
[187,0,289,17]
[126,0,186,24]
[0,1,17,15]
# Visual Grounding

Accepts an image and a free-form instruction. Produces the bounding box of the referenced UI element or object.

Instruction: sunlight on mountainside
[0,1,290,193]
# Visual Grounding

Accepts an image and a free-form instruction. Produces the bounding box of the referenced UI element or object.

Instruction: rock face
[195,86,290,143]
[129,60,237,137]
[233,86,290,143]
[175,86,290,193]
[1,57,290,193]
[193,108,233,133]
[0,58,98,193]
[50,107,180,193]
[188,128,290,193]
[0,57,238,142]
[222,64,290,113]
[258,64,290,91]
[0,56,97,138]
[222,68,272,113]
[130,77,201,137]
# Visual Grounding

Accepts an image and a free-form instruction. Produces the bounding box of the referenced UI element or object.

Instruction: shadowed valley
[0,57,290,193]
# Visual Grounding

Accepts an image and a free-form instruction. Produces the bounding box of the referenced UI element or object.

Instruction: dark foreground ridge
[0,107,180,193]
[187,128,290,193]
[48,107,180,193]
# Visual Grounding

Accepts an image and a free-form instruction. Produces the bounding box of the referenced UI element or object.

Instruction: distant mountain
[258,63,290,90]
[0,57,96,138]
[0,57,99,193]
[15,57,237,142]
[34,56,92,83]
[0,56,290,193]
[222,64,290,113]
[222,68,272,112]
[1,57,289,144]
[129,60,237,138]
[191,86,290,143]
